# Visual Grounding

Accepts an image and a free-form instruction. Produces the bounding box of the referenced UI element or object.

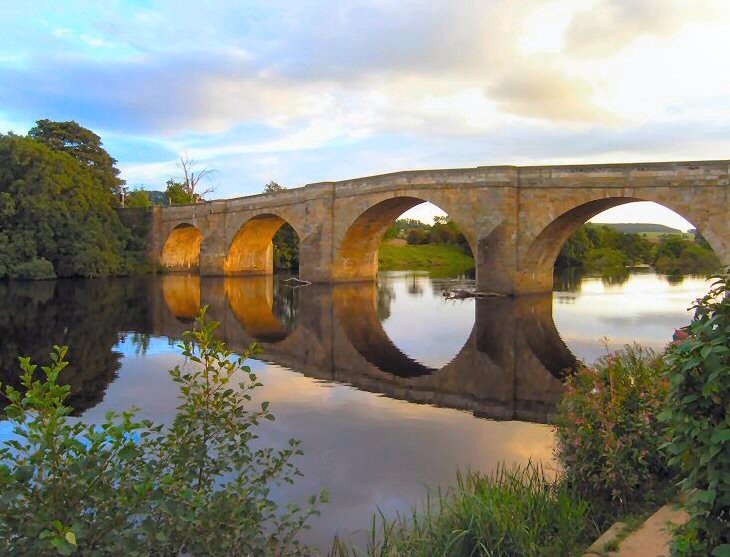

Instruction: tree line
[383,216,472,254]
[557,223,720,274]
[0,121,146,280]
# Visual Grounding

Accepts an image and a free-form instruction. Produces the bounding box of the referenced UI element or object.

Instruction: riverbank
[378,243,475,274]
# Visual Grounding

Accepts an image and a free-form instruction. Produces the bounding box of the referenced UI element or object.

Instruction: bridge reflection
[0,276,574,422]
[155,276,573,423]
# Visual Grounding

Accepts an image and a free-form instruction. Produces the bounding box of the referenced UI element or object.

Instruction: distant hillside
[590,222,682,235]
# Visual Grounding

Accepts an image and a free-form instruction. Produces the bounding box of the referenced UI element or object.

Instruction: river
[0,270,712,550]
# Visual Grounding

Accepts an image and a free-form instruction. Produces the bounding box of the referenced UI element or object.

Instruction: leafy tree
[28,120,125,202]
[272,224,300,272]
[264,181,286,194]
[406,228,429,245]
[165,180,195,205]
[125,189,151,209]
[661,274,730,555]
[0,309,327,555]
[0,134,135,279]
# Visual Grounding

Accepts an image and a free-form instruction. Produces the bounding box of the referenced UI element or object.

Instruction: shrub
[7,258,56,280]
[660,274,730,555]
[329,463,593,557]
[0,308,326,555]
[584,247,630,271]
[555,345,673,508]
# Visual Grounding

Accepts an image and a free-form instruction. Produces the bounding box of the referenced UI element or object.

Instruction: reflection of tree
[664,273,687,286]
[376,282,395,321]
[272,279,300,332]
[600,268,630,286]
[407,274,424,296]
[553,268,583,292]
[0,279,152,414]
[128,332,152,356]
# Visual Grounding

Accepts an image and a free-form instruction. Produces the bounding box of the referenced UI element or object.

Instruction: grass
[328,462,598,557]
[378,243,475,274]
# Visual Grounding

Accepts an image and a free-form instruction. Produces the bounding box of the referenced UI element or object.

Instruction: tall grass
[329,462,596,557]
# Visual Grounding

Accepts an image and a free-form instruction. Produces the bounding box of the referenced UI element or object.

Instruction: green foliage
[558,224,652,269]
[329,463,593,557]
[654,236,720,274]
[584,247,631,271]
[383,219,430,241]
[273,223,300,271]
[0,308,326,555]
[660,274,730,555]
[0,134,140,279]
[264,180,286,194]
[405,228,429,245]
[165,179,196,205]
[7,258,56,280]
[28,119,125,202]
[555,345,673,508]
[125,189,151,209]
[558,223,720,275]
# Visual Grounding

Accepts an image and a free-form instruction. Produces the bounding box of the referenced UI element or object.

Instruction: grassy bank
[330,463,596,557]
[378,243,475,274]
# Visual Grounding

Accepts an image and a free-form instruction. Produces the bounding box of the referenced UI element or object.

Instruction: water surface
[0,270,711,549]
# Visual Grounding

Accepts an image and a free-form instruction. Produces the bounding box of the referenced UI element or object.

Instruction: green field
[378,243,475,274]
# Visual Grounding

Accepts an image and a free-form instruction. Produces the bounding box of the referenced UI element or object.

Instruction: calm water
[0,270,712,549]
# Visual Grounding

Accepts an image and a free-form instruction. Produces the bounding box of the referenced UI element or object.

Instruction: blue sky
[2,0,729,229]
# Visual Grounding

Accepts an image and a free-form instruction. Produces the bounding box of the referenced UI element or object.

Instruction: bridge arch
[333,195,477,282]
[225,213,301,275]
[161,223,203,271]
[518,191,727,293]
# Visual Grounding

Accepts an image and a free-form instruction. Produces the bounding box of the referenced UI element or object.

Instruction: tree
[125,189,151,209]
[27,120,125,202]
[264,181,286,194]
[165,180,194,205]
[0,134,133,279]
[167,155,215,205]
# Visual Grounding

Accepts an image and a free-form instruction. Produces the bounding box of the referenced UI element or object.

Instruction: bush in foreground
[329,463,593,557]
[660,274,730,556]
[0,308,326,556]
[555,345,673,509]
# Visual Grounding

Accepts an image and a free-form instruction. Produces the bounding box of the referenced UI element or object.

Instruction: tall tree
[0,134,133,279]
[27,119,125,202]
[164,156,215,204]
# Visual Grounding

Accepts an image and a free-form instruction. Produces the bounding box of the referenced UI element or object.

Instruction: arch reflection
[161,274,201,322]
[225,276,297,343]
[332,283,464,378]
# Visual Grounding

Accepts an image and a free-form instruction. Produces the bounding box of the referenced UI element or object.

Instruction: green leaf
[65,531,77,546]
[712,545,730,557]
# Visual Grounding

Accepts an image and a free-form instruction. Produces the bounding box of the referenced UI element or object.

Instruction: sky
[2,0,729,230]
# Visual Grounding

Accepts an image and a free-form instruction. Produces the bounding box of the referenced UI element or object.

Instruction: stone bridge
[150,275,573,423]
[139,160,730,294]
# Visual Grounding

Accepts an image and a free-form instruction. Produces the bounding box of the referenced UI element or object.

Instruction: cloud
[564,0,723,57]
[2,0,730,206]
[487,61,608,123]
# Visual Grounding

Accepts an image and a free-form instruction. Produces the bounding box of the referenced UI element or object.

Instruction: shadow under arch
[161,223,203,271]
[333,196,475,282]
[225,213,300,275]
[332,282,471,378]
[225,276,296,343]
[161,274,201,322]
